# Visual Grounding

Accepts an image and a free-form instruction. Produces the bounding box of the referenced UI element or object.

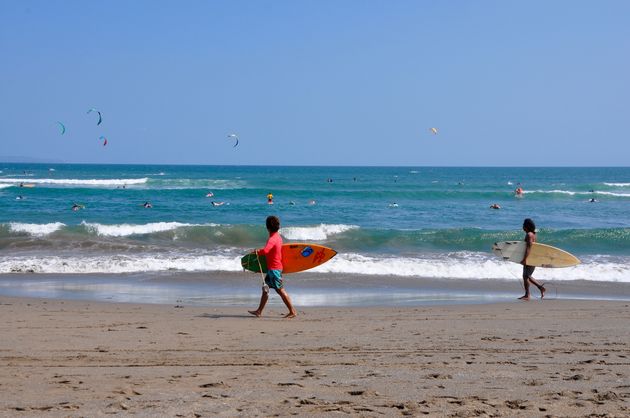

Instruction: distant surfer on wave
[249,216,297,319]
[519,218,546,300]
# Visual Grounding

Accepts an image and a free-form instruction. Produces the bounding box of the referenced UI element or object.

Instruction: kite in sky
[430,127,438,135]
[57,121,66,135]
[87,108,103,125]
[99,135,108,146]
[227,133,239,147]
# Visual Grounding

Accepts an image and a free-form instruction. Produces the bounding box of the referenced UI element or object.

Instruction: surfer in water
[249,216,297,319]
[519,218,546,300]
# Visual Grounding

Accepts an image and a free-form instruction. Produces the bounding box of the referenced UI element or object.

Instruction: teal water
[1,164,629,283]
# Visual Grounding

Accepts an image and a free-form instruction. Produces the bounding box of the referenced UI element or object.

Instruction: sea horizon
[3,160,630,168]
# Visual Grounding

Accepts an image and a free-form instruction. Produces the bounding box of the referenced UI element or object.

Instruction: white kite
[227,133,239,147]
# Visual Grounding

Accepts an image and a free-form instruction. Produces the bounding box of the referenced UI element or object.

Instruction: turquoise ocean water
[0,164,629,304]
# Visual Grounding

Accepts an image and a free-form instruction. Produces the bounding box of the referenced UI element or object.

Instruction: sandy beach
[1,296,629,417]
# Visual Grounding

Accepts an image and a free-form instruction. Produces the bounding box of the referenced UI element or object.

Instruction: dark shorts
[523,265,536,278]
[265,269,283,290]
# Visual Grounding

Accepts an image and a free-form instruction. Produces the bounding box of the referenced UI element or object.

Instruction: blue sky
[1,1,628,166]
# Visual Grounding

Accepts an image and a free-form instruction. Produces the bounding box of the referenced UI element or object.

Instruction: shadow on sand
[197,313,253,319]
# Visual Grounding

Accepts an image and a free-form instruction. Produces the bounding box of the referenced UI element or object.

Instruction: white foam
[82,221,196,237]
[603,183,630,187]
[0,178,148,186]
[151,179,248,190]
[0,184,12,189]
[8,222,66,236]
[525,189,577,195]
[523,189,630,198]
[594,191,630,197]
[280,224,359,241]
[1,251,628,282]
[312,252,630,283]
[0,254,241,274]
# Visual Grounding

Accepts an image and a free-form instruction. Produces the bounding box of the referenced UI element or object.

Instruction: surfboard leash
[255,250,269,294]
[507,265,559,300]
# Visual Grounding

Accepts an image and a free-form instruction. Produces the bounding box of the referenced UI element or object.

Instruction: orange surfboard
[241,243,337,274]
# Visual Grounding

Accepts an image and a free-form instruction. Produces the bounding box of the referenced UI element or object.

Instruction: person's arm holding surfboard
[520,232,533,266]
[256,238,275,258]
[251,240,273,267]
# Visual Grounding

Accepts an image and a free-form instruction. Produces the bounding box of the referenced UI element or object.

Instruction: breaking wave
[1,252,628,283]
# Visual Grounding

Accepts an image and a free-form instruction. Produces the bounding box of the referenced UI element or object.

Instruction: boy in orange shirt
[248,216,297,318]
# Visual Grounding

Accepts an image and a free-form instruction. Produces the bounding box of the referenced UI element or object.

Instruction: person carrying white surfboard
[519,218,546,300]
[248,216,297,319]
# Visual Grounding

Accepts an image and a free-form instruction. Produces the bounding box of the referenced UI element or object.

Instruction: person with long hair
[519,218,546,300]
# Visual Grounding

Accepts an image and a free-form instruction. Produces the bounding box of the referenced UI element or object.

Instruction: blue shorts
[265,270,283,290]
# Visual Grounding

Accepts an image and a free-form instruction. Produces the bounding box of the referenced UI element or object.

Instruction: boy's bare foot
[284,312,297,319]
[518,295,530,301]
[540,286,546,299]
[248,310,261,317]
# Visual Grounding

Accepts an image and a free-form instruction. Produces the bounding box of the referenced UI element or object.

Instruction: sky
[1,0,629,166]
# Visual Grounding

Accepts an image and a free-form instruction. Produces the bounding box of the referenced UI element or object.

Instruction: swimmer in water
[142,201,152,208]
[490,203,501,209]
[267,193,274,205]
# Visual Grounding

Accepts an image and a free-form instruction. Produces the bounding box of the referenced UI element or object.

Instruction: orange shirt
[258,232,283,271]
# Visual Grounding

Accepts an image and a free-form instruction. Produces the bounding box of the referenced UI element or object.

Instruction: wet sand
[1,272,630,307]
[1,296,629,417]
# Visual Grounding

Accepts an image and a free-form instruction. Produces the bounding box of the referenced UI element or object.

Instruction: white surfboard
[492,241,580,268]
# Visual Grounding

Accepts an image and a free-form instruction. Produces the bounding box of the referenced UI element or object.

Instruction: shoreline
[1,272,629,308]
[1,296,628,416]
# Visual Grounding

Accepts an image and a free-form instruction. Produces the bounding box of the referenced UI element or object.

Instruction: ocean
[1,164,629,305]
